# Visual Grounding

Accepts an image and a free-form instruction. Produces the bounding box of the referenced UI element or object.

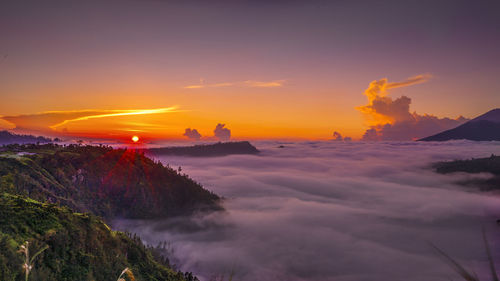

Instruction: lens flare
[131,136,139,142]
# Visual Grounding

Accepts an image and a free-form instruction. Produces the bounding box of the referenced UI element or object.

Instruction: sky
[0,0,499,141]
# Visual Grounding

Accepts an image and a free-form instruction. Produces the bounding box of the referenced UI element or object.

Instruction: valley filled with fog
[114,141,500,281]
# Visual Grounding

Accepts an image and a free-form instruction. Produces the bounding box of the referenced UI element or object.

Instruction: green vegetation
[0,143,223,280]
[0,193,197,281]
[433,154,500,190]
[19,241,49,281]
[0,143,221,219]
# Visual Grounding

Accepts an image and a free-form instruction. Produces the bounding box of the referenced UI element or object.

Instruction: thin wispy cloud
[243,79,286,88]
[386,74,432,89]
[49,107,179,129]
[184,79,286,89]
[184,82,234,89]
[121,128,146,132]
[1,107,180,134]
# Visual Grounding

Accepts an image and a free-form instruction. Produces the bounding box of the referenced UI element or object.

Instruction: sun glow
[131,136,139,142]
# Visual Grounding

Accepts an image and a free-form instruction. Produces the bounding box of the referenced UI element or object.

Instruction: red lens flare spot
[131,136,139,143]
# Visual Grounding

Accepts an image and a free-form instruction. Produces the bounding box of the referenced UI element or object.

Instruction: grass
[431,227,498,281]
[18,241,49,281]
[117,267,135,281]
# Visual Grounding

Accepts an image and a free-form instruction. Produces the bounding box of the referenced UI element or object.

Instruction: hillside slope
[0,193,197,281]
[0,144,221,219]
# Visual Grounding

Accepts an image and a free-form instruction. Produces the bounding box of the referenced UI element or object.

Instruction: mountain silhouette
[419,108,500,141]
[0,130,53,144]
[148,141,259,157]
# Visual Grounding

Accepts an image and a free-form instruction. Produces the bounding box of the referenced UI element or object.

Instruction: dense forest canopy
[0,143,221,219]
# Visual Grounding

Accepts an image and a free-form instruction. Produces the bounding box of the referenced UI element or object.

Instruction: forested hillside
[434,154,500,190]
[0,193,197,281]
[0,143,222,280]
[0,144,221,219]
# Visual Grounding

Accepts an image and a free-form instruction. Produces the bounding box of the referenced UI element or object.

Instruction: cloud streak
[184,82,234,89]
[386,74,431,90]
[184,79,286,89]
[48,107,178,129]
[243,79,286,88]
[1,107,179,135]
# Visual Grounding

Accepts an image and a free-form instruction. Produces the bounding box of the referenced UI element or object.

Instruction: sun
[131,135,139,143]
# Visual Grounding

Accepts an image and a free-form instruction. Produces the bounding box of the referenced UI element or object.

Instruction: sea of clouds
[113,140,500,281]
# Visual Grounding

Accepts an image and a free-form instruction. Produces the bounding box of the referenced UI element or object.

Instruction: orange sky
[0,97,363,141]
[0,75,463,141]
[1,1,499,141]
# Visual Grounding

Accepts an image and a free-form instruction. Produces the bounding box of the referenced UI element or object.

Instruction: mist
[113,141,500,281]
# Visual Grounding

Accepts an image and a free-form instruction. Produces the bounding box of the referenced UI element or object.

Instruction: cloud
[183,128,202,140]
[357,75,468,141]
[363,115,469,141]
[332,131,344,141]
[332,131,352,141]
[184,79,286,89]
[333,131,343,141]
[0,118,15,130]
[386,74,431,90]
[48,107,178,129]
[0,107,179,136]
[114,141,500,281]
[184,82,234,89]
[213,123,231,141]
[243,79,286,88]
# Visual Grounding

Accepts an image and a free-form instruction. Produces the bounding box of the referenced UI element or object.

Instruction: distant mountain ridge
[148,141,260,157]
[419,108,500,141]
[433,154,500,190]
[0,130,53,145]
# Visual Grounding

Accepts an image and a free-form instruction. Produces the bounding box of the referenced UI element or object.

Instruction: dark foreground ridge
[0,143,222,219]
[433,154,500,190]
[0,193,198,281]
[148,141,260,157]
[420,108,500,141]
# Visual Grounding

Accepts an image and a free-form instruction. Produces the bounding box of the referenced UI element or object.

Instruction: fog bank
[114,141,500,281]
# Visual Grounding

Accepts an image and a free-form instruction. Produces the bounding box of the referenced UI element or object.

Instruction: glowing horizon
[0,0,498,141]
